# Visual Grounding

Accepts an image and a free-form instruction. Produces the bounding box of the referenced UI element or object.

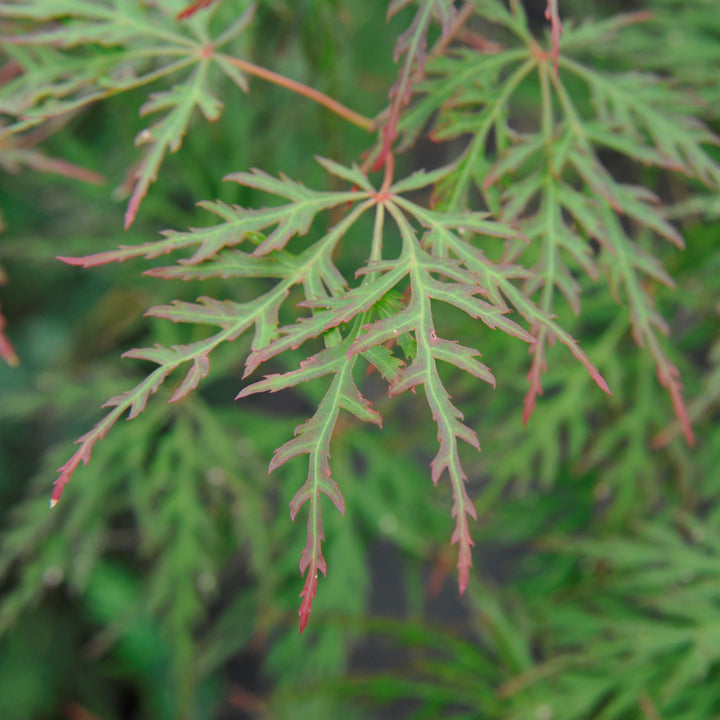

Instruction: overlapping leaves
[39,0,719,632]
[503,518,720,720]
[0,0,257,226]
[404,3,720,446]
[54,156,608,629]
[374,0,457,169]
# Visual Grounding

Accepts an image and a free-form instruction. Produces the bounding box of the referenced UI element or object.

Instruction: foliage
[0,0,719,718]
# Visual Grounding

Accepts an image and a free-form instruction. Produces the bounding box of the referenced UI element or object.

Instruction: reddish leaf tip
[50,480,65,507]
[1,342,19,367]
[593,371,612,397]
[458,567,469,596]
[176,0,218,20]
[297,570,319,633]
[56,255,86,267]
[683,425,695,447]
[521,400,535,426]
[124,188,143,230]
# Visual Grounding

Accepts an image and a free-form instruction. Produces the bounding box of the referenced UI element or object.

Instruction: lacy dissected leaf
[395,193,610,420]
[420,8,720,436]
[0,0,257,225]
[238,341,380,631]
[50,303,280,507]
[229,168,554,600]
[598,208,693,445]
[52,161,371,509]
[567,1,720,114]
[557,61,720,188]
[548,61,719,441]
[55,156,554,626]
[654,315,720,448]
[397,47,530,153]
[342,200,533,592]
[507,520,720,720]
[125,61,224,229]
[430,54,537,211]
[375,0,457,168]
[60,169,369,268]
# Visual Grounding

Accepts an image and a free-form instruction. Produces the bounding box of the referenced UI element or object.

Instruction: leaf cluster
[0,0,719,717]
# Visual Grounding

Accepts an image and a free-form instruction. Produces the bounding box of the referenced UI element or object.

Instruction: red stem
[217,53,374,132]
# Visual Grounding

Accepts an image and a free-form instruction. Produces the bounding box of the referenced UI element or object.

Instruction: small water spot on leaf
[205,467,227,486]
[379,513,399,535]
[43,566,64,588]
[197,571,217,595]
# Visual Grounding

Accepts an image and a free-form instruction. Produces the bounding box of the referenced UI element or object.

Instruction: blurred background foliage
[0,0,719,719]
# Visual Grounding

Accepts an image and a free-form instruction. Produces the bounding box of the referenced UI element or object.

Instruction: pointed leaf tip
[124,203,138,230]
[298,568,320,633]
[57,255,87,266]
[298,598,312,633]
[458,566,469,596]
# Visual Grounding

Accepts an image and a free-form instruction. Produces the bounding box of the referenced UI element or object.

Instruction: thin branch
[428,1,475,60]
[216,53,374,132]
[455,28,505,53]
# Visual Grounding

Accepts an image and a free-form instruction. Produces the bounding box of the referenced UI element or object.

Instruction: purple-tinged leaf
[423,276,533,342]
[393,197,520,249]
[409,181,610,403]
[388,330,479,593]
[376,0,457,168]
[523,328,548,424]
[545,0,563,78]
[296,507,326,635]
[350,306,420,357]
[243,311,336,379]
[52,366,173,506]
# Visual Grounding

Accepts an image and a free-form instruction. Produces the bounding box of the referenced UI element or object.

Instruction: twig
[217,53,374,132]
[430,1,475,60]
